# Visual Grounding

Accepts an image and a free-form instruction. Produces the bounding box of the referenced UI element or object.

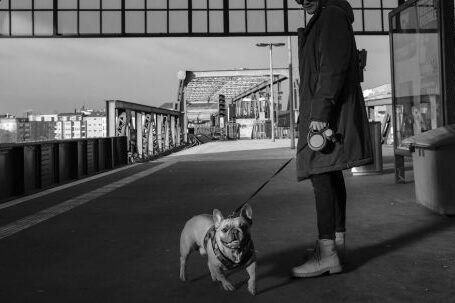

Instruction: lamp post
[288,36,296,149]
[256,42,285,142]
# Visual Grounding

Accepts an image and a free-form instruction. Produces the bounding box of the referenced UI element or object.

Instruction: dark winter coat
[296,0,373,181]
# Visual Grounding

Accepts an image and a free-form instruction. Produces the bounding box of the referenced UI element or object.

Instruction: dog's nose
[232,229,240,239]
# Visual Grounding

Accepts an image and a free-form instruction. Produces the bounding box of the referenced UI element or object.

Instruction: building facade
[84,114,106,138]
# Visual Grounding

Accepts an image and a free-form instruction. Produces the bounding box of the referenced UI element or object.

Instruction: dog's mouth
[223,240,241,249]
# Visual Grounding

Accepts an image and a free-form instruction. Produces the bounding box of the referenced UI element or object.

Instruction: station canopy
[0,0,402,38]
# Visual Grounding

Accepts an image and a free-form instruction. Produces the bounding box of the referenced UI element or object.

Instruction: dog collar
[203,226,254,271]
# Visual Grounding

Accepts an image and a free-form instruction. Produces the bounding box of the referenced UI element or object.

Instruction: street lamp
[256,42,285,142]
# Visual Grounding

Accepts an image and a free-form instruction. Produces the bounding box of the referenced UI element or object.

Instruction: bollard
[351,121,383,176]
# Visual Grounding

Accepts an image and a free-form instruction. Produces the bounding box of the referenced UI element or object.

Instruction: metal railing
[0,137,128,202]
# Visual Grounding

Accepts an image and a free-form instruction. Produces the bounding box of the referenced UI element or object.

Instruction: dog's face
[213,204,253,263]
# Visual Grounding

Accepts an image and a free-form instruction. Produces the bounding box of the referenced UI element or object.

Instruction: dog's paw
[221,281,235,291]
[248,284,256,295]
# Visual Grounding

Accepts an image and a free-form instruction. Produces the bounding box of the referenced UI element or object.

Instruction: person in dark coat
[292,0,373,277]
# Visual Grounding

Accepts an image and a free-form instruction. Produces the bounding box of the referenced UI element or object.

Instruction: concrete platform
[0,140,453,302]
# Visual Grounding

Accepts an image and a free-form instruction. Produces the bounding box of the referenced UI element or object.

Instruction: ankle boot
[292,239,342,278]
[335,232,345,260]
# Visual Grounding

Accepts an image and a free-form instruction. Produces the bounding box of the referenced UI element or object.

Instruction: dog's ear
[213,209,224,228]
[240,204,252,222]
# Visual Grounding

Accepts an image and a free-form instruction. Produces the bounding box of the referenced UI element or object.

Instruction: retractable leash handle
[307,126,335,151]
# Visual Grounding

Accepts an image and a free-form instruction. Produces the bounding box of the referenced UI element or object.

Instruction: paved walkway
[0,140,454,302]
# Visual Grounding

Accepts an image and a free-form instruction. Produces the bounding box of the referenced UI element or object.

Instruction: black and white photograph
[1,0,454,302]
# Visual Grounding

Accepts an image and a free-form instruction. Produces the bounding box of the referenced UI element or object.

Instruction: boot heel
[329,265,342,274]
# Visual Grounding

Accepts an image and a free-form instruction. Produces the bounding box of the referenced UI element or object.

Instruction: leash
[232,142,308,214]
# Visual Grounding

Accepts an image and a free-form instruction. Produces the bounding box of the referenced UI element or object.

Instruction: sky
[0,35,391,117]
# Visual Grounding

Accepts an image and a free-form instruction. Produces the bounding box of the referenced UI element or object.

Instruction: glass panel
[352,9,363,31]
[11,0,32,9]
[349,0,362,9]
[147,11,167,33]
[80,0,100,9]
[267,0,282,9]
[192,0,207,9]
[0,1,9,9]
[267,10,284,32]
[209,11,223,32]
[147,0,167,9]
[102,11,121,33]
[59,0,78,9]
[363,0,381,8]
[391,0,442,149]
[247,10,265,32]
[383,9,392,31]
[126,0,145,9]
[11,11,32,35]
[230,0,245,9]
[169,11,188,32]
[288,9,305,32]
[35,0,54,9]
[364,10,381,31]
[58,11,77,34]
[169,0,188,9]
[383,0,399,8]
[34,11,53,35]
[287,0,301,9]
[80,11,100,34]
[229,11,245,32]
[0,12,9,35]
[103,0,122,9]
[209,0,223,9]
[192,11,207,32]
[126,11,145,33]
[247,0,265,9]
[305,12,313,25]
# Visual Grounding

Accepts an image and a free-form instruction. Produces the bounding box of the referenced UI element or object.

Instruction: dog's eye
[222,227,229,233]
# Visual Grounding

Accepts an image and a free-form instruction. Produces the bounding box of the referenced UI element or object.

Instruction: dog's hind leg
[179,234,194,281]
[199,246,207,256]
[179,253,189,281]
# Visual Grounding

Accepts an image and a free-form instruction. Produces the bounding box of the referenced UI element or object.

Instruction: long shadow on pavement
[255,216,455,294]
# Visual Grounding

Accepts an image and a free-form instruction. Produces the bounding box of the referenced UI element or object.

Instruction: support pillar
[440,0,455,125]
[136,112,143,158]
[106,100,116,137]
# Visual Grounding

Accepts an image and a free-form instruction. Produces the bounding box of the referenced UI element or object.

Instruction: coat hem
[296,157,373,182]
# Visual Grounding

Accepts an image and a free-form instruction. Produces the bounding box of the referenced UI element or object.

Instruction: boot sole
[292,265,343,278]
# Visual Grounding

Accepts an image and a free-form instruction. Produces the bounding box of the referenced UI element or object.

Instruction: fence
[0,137,127,202]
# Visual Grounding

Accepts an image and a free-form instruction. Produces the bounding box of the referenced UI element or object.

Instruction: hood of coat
[319,0,354,24]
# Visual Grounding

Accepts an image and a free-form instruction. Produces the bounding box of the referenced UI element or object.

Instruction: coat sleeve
[310,7,352,122]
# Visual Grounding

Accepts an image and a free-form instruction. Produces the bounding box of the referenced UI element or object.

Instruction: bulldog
[179,204,256,295]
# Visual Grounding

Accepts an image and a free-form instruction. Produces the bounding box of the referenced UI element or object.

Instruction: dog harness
[203,226,254,270]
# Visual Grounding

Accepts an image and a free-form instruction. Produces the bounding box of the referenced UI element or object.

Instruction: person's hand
[310,121,327,131]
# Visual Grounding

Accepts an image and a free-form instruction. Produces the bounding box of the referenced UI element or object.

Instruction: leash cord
[233,142,308,214]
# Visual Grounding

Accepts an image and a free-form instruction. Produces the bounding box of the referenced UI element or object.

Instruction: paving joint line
[0,160,178,241]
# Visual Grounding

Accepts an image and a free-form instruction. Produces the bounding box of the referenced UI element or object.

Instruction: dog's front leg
[246,261,256,295]
[214,267,235,291]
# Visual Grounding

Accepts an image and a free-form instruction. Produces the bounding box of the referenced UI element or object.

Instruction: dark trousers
[310,170,346,240]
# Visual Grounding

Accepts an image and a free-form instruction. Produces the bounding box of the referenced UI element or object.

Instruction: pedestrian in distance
[292,0,373,277]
